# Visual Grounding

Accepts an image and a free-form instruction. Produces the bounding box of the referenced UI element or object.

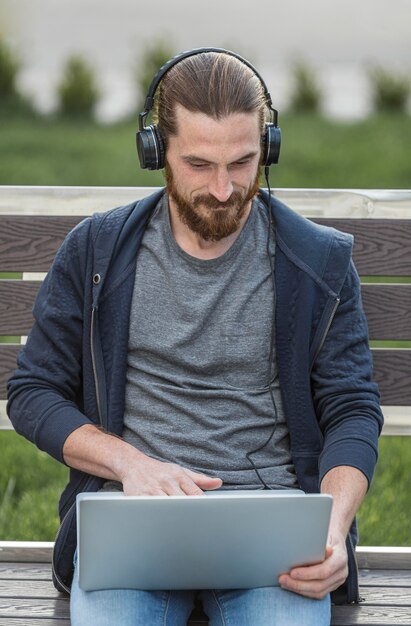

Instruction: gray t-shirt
[105,195,297,491]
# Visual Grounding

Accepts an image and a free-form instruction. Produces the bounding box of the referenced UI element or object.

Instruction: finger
[184,469,223,488]
[139,488,169,496]
[179,478,205,496]
[279,574,335,599]
[158,474,191,496]
[288,545,337,581]
[123,481,169,496]
[166,486,188,495]
[289,559,332,581]
[279,566,346,599]
[280,567,342,589]
[154,483,189,496]
[203,479,223,490]
[279,553,341,595]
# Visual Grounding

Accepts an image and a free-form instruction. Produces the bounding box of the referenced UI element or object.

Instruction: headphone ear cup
[136,125,165,170]
[154,126,165,170]
[263,124,281,166]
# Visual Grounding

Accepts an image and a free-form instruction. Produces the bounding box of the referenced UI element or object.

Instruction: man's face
[165,105,262,241]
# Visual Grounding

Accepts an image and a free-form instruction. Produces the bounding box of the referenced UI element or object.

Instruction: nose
[208,168,234,203]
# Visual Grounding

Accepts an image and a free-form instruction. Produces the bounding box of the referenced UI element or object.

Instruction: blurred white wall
[1,0,410,121]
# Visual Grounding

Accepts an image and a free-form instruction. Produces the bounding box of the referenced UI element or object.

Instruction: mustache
[192,191,244,210]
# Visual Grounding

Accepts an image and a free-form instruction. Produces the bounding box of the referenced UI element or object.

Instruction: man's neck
[168,196,253,260]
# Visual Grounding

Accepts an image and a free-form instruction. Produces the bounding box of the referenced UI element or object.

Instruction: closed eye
[230,158,252,168]
[190,163,210,169]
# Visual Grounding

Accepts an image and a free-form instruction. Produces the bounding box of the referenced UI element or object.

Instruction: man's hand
[63,423,222,496]
[278,532,348,599]
[120,455,222,496]
[278,465,367,599]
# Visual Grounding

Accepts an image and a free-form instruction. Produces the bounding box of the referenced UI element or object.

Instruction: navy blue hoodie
[7,189,383,602]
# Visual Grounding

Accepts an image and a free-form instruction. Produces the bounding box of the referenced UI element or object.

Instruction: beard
[165,163,261,242]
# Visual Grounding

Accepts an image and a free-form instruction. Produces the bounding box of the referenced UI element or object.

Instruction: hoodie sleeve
[311,259,384,488]
[7,217,96,464]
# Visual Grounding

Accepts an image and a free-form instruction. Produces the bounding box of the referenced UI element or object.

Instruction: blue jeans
[70,554,331,626]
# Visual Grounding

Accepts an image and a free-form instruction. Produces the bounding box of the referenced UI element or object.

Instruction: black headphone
[136,47,281,171]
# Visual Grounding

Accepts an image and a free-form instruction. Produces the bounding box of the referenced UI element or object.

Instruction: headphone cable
[245,167,286,491]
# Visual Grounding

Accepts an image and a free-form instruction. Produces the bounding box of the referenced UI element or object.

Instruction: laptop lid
[76,490,332,591]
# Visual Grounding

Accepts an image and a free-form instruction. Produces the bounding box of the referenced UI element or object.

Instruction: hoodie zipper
[50,305,103,592]
[53,295,104,591]
[312,296,340,364]
[90,305,102,424]
[52,300,101,594]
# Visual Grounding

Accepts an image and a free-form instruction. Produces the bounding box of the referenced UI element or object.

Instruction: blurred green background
[1,111,410,189]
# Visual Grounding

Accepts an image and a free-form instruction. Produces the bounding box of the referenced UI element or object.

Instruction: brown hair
[156,52,267,145]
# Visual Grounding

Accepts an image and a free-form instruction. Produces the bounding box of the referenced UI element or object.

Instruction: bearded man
[7,48,383,626]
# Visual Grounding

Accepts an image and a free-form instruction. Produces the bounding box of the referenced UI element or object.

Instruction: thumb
[325,545,333,560]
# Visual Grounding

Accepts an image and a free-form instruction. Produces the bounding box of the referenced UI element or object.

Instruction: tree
[58,55,100,118]
[0,36,19,98]
[369,66,410,114]
[288,61,322,114]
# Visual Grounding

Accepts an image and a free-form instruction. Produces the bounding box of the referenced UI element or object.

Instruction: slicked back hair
[156,52,267,145]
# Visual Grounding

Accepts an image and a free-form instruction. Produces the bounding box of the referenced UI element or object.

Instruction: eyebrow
[181,151,259,165]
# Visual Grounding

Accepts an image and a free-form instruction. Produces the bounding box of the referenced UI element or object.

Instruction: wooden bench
[1,186,410,625]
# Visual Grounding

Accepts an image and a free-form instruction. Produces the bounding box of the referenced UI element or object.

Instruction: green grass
[0,431,68,540]
[357,437,411,546]
[0,113,164,187]
[0,109,410,188]
[277,113,411,189]
[1,109,410,544]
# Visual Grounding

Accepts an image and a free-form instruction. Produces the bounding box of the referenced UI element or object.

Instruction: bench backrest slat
[0,345,409,405]
[312,219,411,275]
[1,281,410,341]
[361,284,411,341]
[0,280,41,335]
[2,216,411,275]
[0,345,20,398]
[0,216,81,272]
[372,349,411,405]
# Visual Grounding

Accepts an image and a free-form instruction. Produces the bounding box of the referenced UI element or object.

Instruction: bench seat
[1,543,410,625]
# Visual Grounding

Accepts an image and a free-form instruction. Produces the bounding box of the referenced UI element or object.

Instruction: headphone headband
[142,47,274,119]
[136,46,281,170]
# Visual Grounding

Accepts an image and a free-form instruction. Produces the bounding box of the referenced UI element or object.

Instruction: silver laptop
[76,490,332,592]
